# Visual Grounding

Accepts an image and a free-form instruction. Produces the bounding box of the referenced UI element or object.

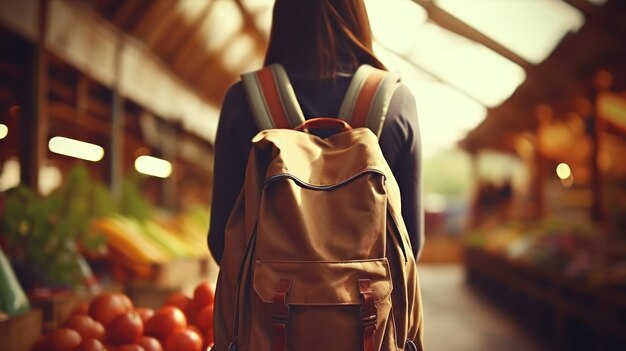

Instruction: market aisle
[420,264,547,351]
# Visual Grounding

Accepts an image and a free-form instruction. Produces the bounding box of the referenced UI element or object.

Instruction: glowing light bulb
[135,155,172,178]
[556,163,571,180]
[48,137,104,161]
[0,124,8,139]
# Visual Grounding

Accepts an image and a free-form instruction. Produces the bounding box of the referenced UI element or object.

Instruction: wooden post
[161,121,180,212]
[590,70,611,223]
[468,151,482,229]
[109,37,124,200]
[21,0,49,191]
[532,105,551,220]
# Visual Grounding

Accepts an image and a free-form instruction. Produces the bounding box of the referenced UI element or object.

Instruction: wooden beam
[162,0,215,62]
[48,101,111,136]
[111,0,143,29]
[48,78,74,103]
[412,0,531,70]
[143,2,182,47]
[234,0,270,53]
[132,0,178,41]
[76,74,88,115]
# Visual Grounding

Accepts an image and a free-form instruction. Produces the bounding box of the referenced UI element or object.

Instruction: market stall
[460,1,626,347]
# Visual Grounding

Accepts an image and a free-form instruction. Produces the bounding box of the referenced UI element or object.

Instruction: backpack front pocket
[247,259,393,351]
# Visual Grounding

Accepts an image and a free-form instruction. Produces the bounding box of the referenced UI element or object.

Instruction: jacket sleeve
[208,83,256,264]
[380,84,424,260]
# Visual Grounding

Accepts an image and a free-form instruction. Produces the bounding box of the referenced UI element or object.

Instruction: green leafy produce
[0,165,115,290]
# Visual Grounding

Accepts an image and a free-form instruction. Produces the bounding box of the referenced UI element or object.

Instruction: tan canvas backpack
[212,64,424,351]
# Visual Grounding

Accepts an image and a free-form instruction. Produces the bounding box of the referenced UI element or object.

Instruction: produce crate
[29,285,122,332]
[125,257,217,308]
[465,248,626,351]
[0,310,42,351]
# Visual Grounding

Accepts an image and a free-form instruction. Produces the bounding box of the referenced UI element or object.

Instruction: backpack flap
[253,259,392,305]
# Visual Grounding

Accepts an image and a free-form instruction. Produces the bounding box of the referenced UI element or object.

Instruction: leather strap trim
[272,279,292,351]
[366,72,401,136]
[257,67,291,129]
[338,65,372,123]
[242,69,275,130]
[359,279,377,351]
[272,65,306,128]
[351,70,386,130]
[242,64,305,131]
[338,65,400,137]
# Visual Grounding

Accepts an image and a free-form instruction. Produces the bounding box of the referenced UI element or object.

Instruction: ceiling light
[0,124,7,139]
[135,155,172,178]
[48,136,104,162]
[556,163,572,180]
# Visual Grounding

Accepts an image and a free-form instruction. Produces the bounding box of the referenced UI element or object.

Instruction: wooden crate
[0,310,42,351]
[30,285,122,332]
[465,247,626,351]
[125,257,217,308]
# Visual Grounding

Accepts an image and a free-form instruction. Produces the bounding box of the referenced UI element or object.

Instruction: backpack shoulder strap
[338,65,401,137]
[241,64,305,131]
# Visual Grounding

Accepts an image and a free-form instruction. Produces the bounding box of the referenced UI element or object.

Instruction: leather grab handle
[295,118,352,132]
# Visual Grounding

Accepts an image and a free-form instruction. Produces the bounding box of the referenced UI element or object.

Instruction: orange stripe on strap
[257,68,291,129]
[351,70,386,128]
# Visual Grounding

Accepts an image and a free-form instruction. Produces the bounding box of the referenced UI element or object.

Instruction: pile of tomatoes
[31,282,215,351]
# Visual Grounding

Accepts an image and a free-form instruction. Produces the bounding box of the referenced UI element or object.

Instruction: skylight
[435,0,585,64]
[365,0,427,56]
[202,0,243,53]
[376,47,488,157]
[403,22,526,108]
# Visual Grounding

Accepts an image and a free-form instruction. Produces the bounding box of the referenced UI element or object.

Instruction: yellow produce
[142,220,200,258]
[90,216,171,264]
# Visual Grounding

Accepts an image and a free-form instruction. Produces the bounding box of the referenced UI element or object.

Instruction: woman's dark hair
[264,0,386,81]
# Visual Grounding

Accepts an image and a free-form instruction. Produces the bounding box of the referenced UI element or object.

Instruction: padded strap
[338,65,401,137]
[242,64,399,136]
[242,64,305,130]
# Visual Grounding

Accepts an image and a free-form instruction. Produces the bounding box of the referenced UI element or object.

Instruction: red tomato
[70,302,89,316]
[89,293,131,327]
[145,307,187,342]
[116,292,134,310]
[193,304,213,332]
[187,324,201,336]
[116,345,145,351]
[136,336,164,351]
[74,338,106,351]
[106,311,144,345]
[164,293,192,314]
[64,314,105,341]
[47,328,82,351]
[192,283,215,309]
[133,307,155,324]
[164,329,202,351]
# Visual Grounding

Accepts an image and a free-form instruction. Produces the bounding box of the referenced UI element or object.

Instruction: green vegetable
[0,247,29,316]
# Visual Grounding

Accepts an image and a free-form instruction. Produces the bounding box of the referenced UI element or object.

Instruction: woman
[209,0,423,265]
[208,1,424,349]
